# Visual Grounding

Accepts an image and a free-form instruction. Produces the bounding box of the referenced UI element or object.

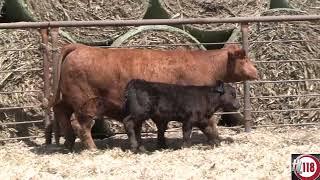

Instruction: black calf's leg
[155,120,168,149]
[182,121,193,148]
[123,115,139,152]
[134,120,146,152]
[198,118,221,147]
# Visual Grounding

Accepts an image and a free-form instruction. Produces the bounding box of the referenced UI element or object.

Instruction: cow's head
[224,47,259,82]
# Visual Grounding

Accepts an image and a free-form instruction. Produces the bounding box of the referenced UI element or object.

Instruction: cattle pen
[0,15,320,179]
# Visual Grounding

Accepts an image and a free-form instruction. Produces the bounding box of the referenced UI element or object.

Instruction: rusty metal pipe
[40,28,52,145]
[0,15,319,29]
[241,23,252,133]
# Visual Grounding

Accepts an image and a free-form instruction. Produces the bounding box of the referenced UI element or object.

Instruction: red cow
[50,43,258,150]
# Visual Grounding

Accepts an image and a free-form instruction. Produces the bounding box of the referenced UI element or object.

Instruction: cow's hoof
[64,141,75,151]
[182,142,192,149]
[223,137,234,144]
[157,143,168,150]
[208,139,221,147]
[138,145,147,153]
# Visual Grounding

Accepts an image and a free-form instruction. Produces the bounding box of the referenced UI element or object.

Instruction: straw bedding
[231,9,320,125]
[0,126,319,179]
[24,0,149,45]
[162,0,268,30]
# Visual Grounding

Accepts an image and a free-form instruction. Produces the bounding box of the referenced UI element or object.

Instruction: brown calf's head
[215,81,240,110]
[225,48,259,82]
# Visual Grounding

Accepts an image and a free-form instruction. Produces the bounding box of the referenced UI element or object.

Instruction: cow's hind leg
[53,101,75,149]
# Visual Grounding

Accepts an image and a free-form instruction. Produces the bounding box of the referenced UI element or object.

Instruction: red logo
[292,155,320,180]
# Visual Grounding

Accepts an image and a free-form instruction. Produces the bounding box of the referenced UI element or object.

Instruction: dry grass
[162,0,268,30]
[24,0,149,44]
[290,0,320,15]
[0,126,319,179]
[230,9,320,124]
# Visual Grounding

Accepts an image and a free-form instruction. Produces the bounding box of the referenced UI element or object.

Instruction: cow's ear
[228,49,246,61]
[215,80,224,94]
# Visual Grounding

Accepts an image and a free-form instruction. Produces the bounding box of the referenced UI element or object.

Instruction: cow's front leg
[71,115,97,150]
[182,121,193,148]
[123,115,140,152]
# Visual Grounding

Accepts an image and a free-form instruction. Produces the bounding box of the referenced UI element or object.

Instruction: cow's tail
[48,44,80,108]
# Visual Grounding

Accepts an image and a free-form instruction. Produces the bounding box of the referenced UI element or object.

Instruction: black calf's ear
[215,80,224,94]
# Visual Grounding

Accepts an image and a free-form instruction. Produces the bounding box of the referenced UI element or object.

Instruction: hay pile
[161,0,268,31]
[290,0,320,15]
[230,9,320,125]
[0,126,319,179]
[19,0,149,45]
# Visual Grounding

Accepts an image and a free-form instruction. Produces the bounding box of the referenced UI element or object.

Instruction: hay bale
[227,8,320,125]
[290,0,320,14]
[112,25,206,50]
[4,0,150,45]
[146,0,269,49]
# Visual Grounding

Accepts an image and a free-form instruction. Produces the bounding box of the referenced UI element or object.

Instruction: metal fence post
[240,23,252,133]
[50,27,60,144]
[40,28,52,144]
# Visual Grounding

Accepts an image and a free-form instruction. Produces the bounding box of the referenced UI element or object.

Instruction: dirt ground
[0,126,319,179]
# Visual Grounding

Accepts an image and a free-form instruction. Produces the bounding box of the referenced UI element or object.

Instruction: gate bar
[40,28,52,144]
[241,23,252,133]
[0,15,319,29]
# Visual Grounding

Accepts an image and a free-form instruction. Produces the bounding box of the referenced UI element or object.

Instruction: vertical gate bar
[50,27,60,144]
[40,28,52,144]
[240,23,252,133]
[51,28,60,93]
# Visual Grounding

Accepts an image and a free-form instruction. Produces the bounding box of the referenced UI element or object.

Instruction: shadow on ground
[29,130,234,155]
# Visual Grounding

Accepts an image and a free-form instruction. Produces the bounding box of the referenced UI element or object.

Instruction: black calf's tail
[122,79,142,117]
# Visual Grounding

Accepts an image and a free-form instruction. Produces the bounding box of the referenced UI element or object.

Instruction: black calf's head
[214,81,240,110]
